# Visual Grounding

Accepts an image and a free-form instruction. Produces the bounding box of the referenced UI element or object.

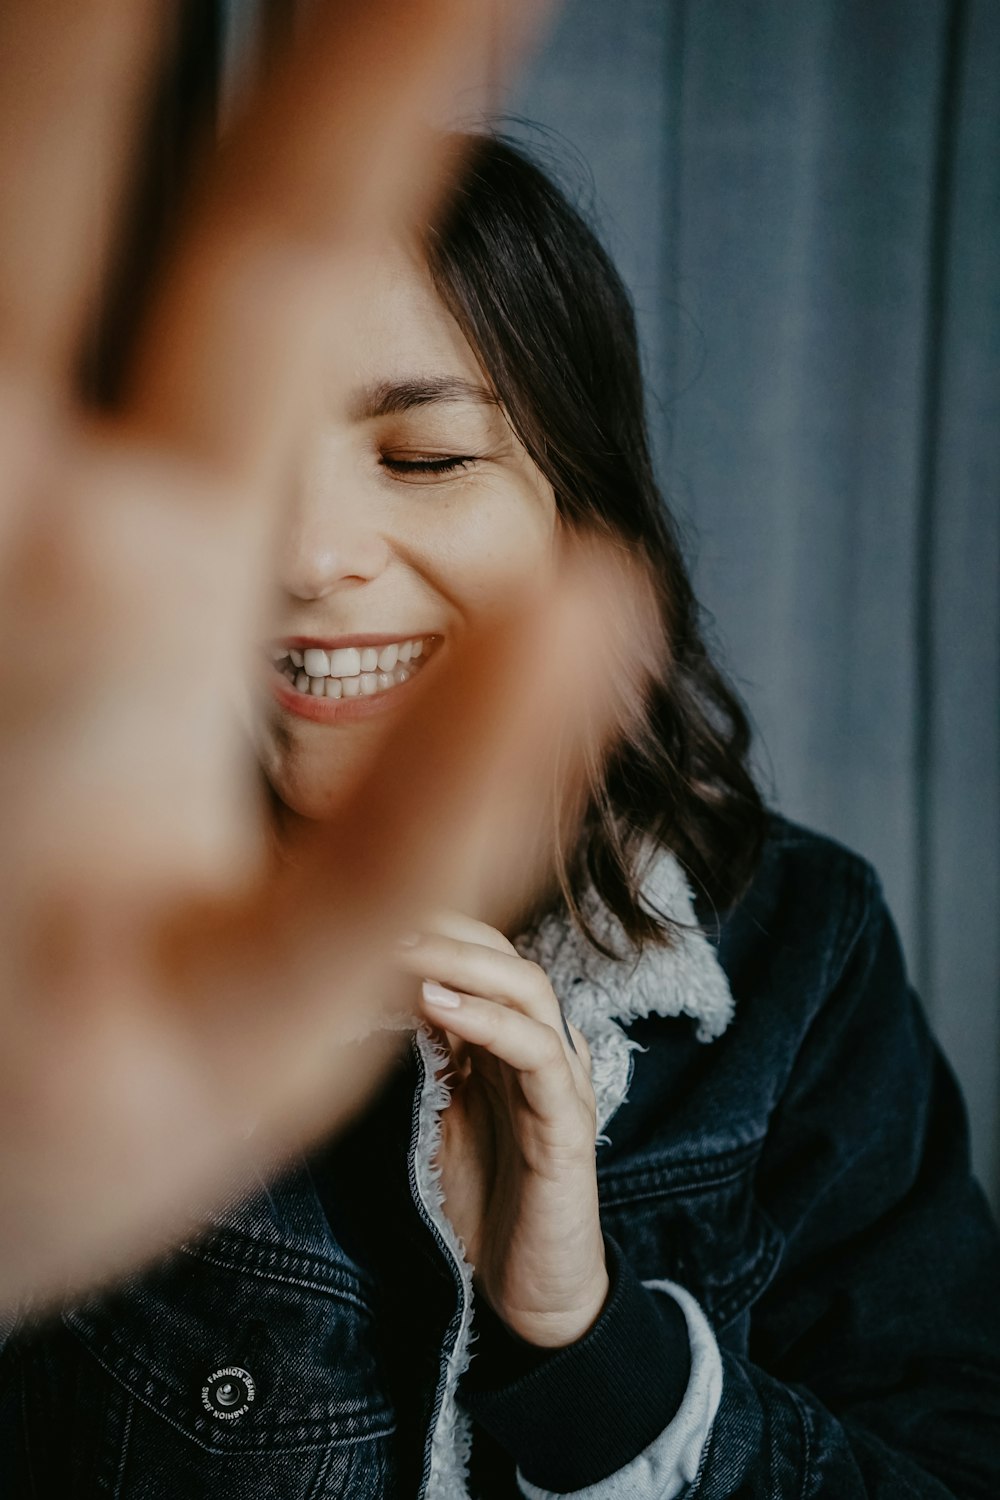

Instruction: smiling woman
[253,239,559,820]
[8,133,1000,1500]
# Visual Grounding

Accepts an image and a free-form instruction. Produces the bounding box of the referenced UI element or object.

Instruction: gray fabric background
[219,0,1000,1208]
[508,0,1000,1208]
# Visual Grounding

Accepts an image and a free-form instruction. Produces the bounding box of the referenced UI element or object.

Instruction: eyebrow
[351,376,498,420]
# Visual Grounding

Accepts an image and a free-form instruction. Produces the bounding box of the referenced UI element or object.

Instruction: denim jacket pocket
[62,1227,396,1500]
[598,1138,783,1346]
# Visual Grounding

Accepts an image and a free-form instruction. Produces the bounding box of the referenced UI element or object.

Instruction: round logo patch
[201,1366,256,1421]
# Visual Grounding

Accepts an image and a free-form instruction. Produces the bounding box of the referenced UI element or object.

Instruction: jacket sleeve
[685,869,1000,1498]
[481,866,1000,1498]
[460,1234,710,1495]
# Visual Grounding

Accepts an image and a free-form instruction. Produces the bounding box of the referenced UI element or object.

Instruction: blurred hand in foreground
[0,0,663,1315]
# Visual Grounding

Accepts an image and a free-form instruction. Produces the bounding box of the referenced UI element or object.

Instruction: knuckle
[523,959,558,1008]
[538,1025,566,1068]
[569,1029,593,1071]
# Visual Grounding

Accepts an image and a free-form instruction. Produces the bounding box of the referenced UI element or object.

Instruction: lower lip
[267,662,430,724]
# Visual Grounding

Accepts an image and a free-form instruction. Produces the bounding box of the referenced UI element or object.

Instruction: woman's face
[256,245,558,819]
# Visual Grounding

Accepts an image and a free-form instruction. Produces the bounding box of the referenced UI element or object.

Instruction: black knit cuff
[459,1236,692,1493]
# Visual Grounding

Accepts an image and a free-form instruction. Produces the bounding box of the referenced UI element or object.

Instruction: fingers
[421,979,559,1071]
[0,0,163,389]
[401,936,556,1018]
[123,0,507,492]
[419,982,587,1130]
[404,927,593,1113]
[0,441,270,907]
[413,911,519,956]
[403,937,583,1081]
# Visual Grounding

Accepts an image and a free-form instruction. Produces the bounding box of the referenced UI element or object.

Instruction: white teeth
[304,648,330,676]
[329,647,361,677]
[278,635,434,703]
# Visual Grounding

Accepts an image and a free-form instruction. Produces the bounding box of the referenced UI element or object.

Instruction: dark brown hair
[425,133,767,948]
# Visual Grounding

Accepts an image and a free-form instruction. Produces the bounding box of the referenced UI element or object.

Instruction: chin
[270,754,373,822]
[259,713,384,823]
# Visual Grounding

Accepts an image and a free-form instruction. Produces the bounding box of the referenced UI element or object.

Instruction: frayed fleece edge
[516,847,734,1046]
[514,847,736,1134]
[413,1025,478,1500]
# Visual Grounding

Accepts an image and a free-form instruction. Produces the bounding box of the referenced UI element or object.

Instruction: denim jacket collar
[514,846,735,1129]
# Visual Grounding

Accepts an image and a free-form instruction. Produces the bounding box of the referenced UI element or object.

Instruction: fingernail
[422,980,462,1009]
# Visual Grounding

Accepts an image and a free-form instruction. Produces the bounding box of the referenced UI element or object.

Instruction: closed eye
[380,455,477,476]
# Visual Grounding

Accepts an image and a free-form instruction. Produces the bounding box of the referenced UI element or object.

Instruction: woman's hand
[0,0,658,1320]
[0,0,597,1313]
[402,914,609,1349]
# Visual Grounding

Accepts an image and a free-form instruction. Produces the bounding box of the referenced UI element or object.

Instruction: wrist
[492,1259,611,1349]
[461,1236,694,1494]
[532,1266,611,1347]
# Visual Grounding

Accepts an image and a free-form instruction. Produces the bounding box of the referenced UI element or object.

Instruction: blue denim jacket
[2,814,999,1497]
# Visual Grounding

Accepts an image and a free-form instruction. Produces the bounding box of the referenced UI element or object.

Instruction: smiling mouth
[267,634,438,701]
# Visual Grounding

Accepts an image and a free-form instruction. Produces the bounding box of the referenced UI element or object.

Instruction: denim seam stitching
[304,1437,339,1500]
[713,1217,784,1328]
[819,861,879,1001]
[180,1237,376,1302]
[178,1244,373,1309]
[110,1392,135,1500]
[599,1164,757,1208]
[597,1139,765,1202]
[790,1384,814,1500]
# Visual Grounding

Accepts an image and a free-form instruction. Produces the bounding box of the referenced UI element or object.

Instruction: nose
[278,466,391,603]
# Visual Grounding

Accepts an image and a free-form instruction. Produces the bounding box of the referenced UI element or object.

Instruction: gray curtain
[511,0,1000,1208]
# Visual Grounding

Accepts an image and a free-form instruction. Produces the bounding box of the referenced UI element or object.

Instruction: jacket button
[201,1366,256,1421]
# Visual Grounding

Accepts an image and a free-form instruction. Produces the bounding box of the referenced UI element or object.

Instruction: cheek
[401,481,556,613]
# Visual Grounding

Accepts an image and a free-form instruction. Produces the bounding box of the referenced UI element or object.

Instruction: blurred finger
[125,0,524,492]
[0,0,163,388]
